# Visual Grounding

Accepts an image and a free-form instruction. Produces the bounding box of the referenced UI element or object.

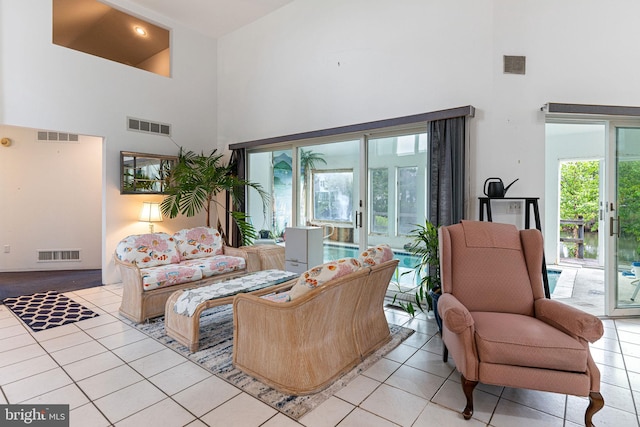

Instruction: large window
[369,132,427,242]
[397,166,418,235]
[247,149,292,238]
[240,112,469,266]
[313,171,353,222]
[369,168,389,235]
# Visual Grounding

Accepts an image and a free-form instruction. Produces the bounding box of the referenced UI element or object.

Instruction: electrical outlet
[3,245,9,253]
[507,202,522,214]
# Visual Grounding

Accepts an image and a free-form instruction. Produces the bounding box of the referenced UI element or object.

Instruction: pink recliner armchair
[438,221,604,426]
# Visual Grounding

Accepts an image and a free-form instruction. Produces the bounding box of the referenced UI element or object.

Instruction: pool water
[323,244,419,268]
[323,243,560,294]
[547,269,560,294]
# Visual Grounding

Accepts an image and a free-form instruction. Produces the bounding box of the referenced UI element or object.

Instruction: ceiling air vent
[37,131,79,142]
[37,249,81,262]
[503,55,526,75]
[127,117,171,136]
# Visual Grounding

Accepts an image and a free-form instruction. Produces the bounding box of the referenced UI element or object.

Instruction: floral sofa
[114,227,256,323]
[233,244,400,395]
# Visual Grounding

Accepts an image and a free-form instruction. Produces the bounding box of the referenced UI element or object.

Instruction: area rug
[136,305,414,419]
[2,290,99,332]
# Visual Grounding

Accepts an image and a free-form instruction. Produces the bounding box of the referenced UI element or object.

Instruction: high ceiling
[127,0,295,39]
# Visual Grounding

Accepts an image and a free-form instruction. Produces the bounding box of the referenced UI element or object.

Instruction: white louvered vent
[37,131,79,142]
[127,117,171,136]
[37,249,81,262]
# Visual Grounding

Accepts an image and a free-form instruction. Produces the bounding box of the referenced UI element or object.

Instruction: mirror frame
[120,151,177,194]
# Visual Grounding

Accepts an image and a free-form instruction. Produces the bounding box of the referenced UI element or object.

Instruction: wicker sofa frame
[232,258,399,395]
[114,245,258,323]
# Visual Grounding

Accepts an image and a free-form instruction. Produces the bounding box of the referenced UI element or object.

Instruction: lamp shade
[139,202,163,222]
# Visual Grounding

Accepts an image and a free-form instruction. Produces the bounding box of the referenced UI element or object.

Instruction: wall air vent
[503,55,526,75]
[127,117,171,136]
[37,249,81,262]
[37,131,79,142]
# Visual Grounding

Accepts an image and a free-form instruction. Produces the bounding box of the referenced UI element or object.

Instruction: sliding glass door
[246,149,293,240]
[298,140,361,258]
[608,124,640,316]
[367,132,427,250]
[245,128,428,267]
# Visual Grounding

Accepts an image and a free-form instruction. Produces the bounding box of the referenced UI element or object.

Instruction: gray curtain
[226,148,246,247]
[428,116,465,226]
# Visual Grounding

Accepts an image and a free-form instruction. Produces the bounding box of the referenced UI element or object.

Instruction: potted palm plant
[160,149,269,246]
[392,220,442,331]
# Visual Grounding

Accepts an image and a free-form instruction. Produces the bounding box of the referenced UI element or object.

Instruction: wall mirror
[120,151,177,194]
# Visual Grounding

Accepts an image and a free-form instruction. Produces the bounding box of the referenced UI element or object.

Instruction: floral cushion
[140,264,203,291]
[289,257,362,300]
[115,233,180,268]
[173,227,223,260]
[179,255,246,278]
[359,244,394,266]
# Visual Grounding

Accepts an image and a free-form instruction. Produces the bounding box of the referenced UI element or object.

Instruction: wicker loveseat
[232,244,399,395]
[114,226,258,323]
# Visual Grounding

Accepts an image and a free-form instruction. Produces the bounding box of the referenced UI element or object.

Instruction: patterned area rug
[136,305,414,420]
[2,290,99,332]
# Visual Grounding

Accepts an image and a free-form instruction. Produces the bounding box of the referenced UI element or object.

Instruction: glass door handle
[610,216,620,236]
[355,211,363,229]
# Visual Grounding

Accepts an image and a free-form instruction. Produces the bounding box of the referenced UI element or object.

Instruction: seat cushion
[173,227,223,260]
[179,255,246,278]
[115,233,180,268]
[140,264,203,291]
[472,311,588,372]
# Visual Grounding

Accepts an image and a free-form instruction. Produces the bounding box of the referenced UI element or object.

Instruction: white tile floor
[1,284,639,426]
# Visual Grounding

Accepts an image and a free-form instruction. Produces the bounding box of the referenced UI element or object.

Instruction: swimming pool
[323,244,419,268]
[547,269,560,294]
[324,243,561,293]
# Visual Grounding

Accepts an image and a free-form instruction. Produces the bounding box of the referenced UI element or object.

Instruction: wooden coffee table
[164,269,297,352]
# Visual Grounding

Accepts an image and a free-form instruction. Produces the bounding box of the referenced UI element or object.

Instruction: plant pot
[429,288,442,334]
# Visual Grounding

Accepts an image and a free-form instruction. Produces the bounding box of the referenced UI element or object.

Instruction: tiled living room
[1,280,639,426]
[3,0,640,426]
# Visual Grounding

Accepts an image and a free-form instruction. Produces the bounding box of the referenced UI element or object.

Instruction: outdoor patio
[551,259,640,317]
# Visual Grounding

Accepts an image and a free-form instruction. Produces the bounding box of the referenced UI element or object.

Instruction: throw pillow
[173,227,223,260]
[359,243,394,266]
[289,257,362,300]
[115,232,180,268]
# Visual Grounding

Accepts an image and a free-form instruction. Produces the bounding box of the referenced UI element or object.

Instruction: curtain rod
[542,103,640,117]
[229,105,475,150]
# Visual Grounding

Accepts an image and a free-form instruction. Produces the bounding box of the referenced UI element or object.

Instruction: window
[312,171,353,222]
[369,168,389,235]
[246,150,293,238]
[397,166,418,235]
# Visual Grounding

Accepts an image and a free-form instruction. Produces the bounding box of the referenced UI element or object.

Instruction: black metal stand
[478,197,550,298]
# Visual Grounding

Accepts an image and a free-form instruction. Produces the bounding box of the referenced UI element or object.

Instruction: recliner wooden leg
[461,374,478,420]
[443,344,449,363]
[585,391,604,427]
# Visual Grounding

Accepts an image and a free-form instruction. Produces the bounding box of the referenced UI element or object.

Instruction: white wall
[217,0,640,246]
[0,125,102,271]
[0,0,218,283]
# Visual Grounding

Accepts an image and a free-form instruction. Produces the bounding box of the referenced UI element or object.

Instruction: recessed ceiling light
[134,26,147,36]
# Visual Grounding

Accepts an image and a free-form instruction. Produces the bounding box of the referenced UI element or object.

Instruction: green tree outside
[560,161,600,234]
